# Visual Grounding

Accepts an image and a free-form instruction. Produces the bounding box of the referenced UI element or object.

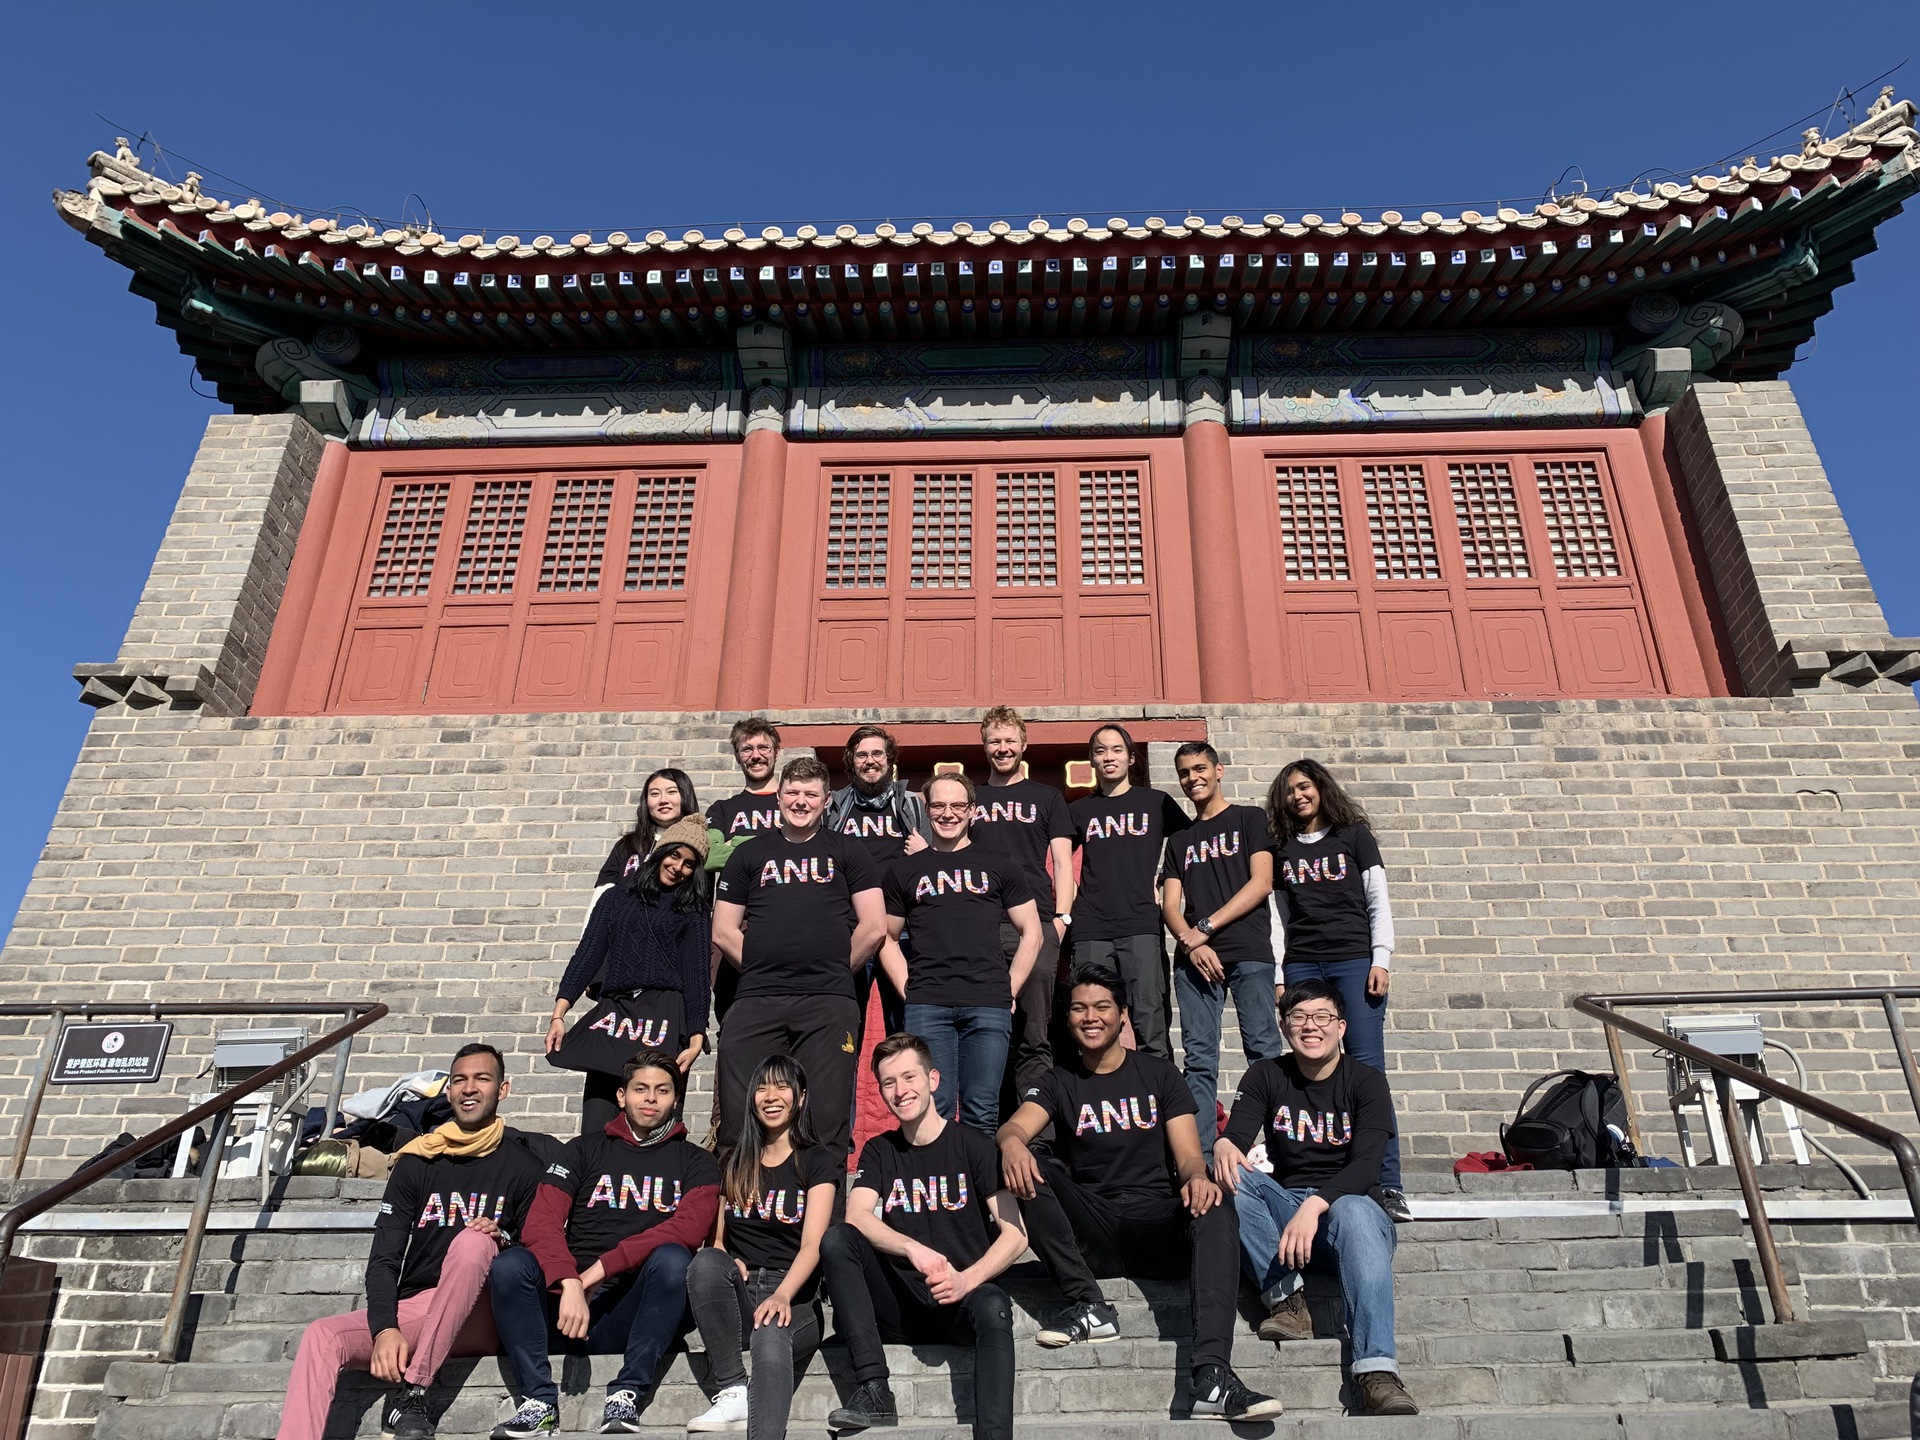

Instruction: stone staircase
[87,1186,1909,1440]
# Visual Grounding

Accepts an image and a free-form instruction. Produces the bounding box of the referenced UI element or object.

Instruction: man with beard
[826,724,930,1039]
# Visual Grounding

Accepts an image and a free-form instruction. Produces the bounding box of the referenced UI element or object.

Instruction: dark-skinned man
[996,967,1283,1423]
[278,1044,546,1440]
[488,1050,719,1437]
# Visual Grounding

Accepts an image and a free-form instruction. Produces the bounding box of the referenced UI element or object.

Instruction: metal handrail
[0,1004,388,1361]
[4,1001,386,1179]
[1573,989,1920,1327]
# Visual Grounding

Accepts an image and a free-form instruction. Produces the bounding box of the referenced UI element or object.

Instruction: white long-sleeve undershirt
[1269,827,1395,970]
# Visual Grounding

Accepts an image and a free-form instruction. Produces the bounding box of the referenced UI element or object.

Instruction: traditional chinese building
[7,97,1920,1174]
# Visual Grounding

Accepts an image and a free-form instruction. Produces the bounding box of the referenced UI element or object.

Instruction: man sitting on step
[1212,978,1418,1417]
[277,1043,548,1440]
[820,1033,1026,1440]
[996,966,1283,1423]
[488,1050,719,1437]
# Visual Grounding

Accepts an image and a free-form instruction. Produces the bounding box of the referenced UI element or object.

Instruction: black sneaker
[598,1389,644,1434]
[382,1386,434,1440]
[1373,1186,1412,1223]
[1035,1299,1120,1347]
[1189,1364,1284,1422]
[490,1399,557,1440]
[827,1379,899,1433]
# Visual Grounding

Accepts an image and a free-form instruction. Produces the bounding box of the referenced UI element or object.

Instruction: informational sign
[50,1021,173,1085]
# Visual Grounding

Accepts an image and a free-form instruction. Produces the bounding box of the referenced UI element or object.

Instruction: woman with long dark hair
[548,817,712,1132]
[684,1054,839,1437]
[1264,757,1408,1219]
[596,768,702,887]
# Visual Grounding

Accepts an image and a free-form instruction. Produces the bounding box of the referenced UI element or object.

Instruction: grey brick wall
[114,414,325,715]
[3,697,1917,1178]
[1667,381,1893,695]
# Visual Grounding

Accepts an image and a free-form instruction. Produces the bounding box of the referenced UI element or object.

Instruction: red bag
[1454,1150,1533,1175]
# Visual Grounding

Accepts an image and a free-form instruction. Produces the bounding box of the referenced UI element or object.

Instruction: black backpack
[1501,1069,1641,1170]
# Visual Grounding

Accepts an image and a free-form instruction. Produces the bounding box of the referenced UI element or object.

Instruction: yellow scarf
[397,1117,504,1160]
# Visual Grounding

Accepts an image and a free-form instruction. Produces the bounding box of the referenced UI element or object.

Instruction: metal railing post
[1878,993,1920,1138]
[322,1009,356,1138]
[1600,1006,1646,1155]
[1713,1070,1796,1325]
[8,1009,65,1180]
[156,1106,233,1363]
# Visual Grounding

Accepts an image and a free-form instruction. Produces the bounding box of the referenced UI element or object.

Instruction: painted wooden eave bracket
[73,663,213,711]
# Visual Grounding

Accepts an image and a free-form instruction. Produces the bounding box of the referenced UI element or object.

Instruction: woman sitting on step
[548,816,713,1132]
[685,1053,840,1437]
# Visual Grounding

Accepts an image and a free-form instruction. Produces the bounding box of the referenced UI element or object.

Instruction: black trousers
[1019,1153,1238,1372]
[819,1225,1013,1440]
[998,919,1063,1116]
[718,993,861,1154]
[581,1070,622,1135]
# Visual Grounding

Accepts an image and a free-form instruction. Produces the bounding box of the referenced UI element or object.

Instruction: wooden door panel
[425,626,510,707]
[1380,613,1463,695]
[1564,610,1654,692]
[904,622,974,701]
[992,621,1063,699]
[338,627,422,709]
[813,622,888,701]
[605,623,683,705]
[1472,610,1558,694]
[515,624,598,705]
[1078,617,1155,699]
[1288,614,1369,697]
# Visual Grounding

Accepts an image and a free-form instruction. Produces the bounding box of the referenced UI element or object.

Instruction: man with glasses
[829,724,932,1040]
[1210,979,1416,1417]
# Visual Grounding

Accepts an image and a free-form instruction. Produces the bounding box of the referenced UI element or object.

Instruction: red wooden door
[807,460,1162,707]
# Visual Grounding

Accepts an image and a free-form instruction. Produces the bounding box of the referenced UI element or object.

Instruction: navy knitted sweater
[558,888,712,1034]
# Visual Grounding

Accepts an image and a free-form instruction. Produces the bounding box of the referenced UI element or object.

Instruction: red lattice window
[537,475,615,592]
[1360,463,1441,580]
[1448,461,1531,579]
[996,471,1058,587]
[910,474,972,589]
[366,481,450,597]
[626,475,697,591]
[450,478,531,595]
[1079,470,1145,585]
[1274,465,1349,581]
[825,474,890,588]
[1534,459,1622,578]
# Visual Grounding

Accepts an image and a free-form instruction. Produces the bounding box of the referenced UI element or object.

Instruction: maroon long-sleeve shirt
[521,1119,719,1287]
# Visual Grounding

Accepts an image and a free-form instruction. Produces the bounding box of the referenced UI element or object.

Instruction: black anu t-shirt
[968,779,1072,921]
[852,1121,1003,1271]
[1068,788,1191,940]
[1222,1054,1395,1202]
[883,848,1033,1008]
[1163,803,1272,965]
[835,800,919,872]
[708,791,783,844]
[1274,824,1383,964]
[1027,1050,1195,1215]
[715,831,880,1002]
[723,1143,843,1287]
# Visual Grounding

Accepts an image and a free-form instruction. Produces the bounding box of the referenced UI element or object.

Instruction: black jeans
[819,1225,1013,1440]
[685,1248,821,1440]
[489,1242,692,1405]
[581,1071,621,1136]
[1019,1154,1239,1372]
[718,993,861,1154]
[1073,933,1172,1060]
[999,919,1063,1117]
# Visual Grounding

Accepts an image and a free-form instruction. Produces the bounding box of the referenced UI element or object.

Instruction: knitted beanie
[645,814,712,864]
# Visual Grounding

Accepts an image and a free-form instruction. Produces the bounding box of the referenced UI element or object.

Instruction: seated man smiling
[1212,979,1416,1418]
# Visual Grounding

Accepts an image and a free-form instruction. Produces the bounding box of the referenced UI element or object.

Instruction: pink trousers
[278,1227,502,1440]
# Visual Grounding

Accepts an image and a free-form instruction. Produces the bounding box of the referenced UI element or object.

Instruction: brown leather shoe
[1355,1370,1419,1416]
[1256,1290,1314,1342]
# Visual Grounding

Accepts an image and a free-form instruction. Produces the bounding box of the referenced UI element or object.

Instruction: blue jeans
[1283,955,1402,1189]
[905,1002,1013,1134]
[1232,1167,1399,1373]
[489,1242,693,1405]
[1174,958,1283,1154]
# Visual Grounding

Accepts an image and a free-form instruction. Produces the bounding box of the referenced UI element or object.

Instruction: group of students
[275,708,1418,1440]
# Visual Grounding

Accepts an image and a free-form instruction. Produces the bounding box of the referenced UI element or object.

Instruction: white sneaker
[686,1385,748,1433]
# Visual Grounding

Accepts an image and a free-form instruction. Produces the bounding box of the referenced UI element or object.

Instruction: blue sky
[2,3,1917,928]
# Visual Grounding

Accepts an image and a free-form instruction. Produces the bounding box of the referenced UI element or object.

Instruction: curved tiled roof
[52,96,1919,409]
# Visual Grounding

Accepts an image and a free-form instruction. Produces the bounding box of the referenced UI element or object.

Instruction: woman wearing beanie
[548,816,714,1132]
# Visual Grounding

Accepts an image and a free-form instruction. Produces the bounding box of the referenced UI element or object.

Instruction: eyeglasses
[1285,1010,1342,1031]
[927,802,970,815]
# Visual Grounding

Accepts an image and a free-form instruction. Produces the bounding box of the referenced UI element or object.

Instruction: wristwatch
[1057,913,1072,927]
[1195,917,1215,937]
